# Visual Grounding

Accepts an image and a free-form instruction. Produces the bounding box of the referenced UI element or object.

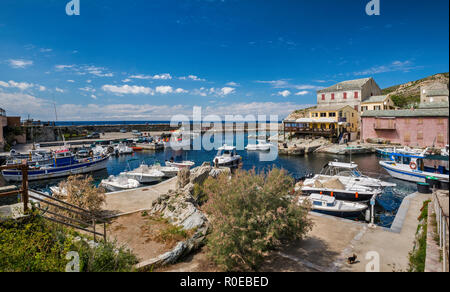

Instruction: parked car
[87,132,100,139]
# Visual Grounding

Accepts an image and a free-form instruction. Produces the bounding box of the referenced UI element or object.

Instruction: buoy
[355,192,359,199]
[320,191,323,195]
[331,192,334,197]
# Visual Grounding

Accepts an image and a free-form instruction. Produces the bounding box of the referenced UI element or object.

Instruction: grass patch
[141,215,193,248]
[408,200,431,272]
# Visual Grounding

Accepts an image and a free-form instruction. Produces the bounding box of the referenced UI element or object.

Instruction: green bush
[0,215,137,272]
[408,200,431,272]
[193,183,208,205]
[203,168,312,271]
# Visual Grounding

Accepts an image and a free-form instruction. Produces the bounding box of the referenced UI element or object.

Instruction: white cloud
[257,80,323,91]
[102,84,154,95]
[155,86,173,94]
[67,80,75,83]
[0,90,314,120]
[175,88,188,94]
[129,73,172,80]
[278,90,291,97]
[39,86,46,92]
[354,60,420,76]
[91,94,97,100]
[40,48,52,53]
[79,87,96,93]
[55,64,74,70]
[122,78,132,83]
[179,75,206,81]
[226,82,240,87]
[219,87,235,96]
[295,91,309,96]
[0,80,34,90]
[55,88,65,93]
[8,59,33,69]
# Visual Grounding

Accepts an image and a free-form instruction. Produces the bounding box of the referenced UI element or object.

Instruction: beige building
[420,82,449,104]
[283,105,359,141]
[316,77,383,112]
[361,95,397,113]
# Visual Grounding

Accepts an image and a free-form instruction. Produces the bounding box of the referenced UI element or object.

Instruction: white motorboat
[379,148,449,183]
[314,161,396,189]
[299,194,368,218]
[245,140,272,151]
[122,164,165,183]
[92,145,108,156]
[100,175,140,192]
[151,163,180,178]
[165,160,195,169]
[299,176,381,202]
[213,145,241,167]
[114,143,134,155]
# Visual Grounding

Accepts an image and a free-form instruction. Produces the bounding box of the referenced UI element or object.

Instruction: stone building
[361,102,449,147]
[361,95,397,113]
[0,108,25,151]
[420,82,449,104]
[0,108,6,151]
[316,77,383,112]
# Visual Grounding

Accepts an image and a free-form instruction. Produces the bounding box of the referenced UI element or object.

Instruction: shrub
[202,168,312,271]
[193,183,208,205]
[49,175,106,221]
[0,215,137,272]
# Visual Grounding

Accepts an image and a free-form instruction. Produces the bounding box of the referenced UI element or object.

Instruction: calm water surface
[29,134,417,228]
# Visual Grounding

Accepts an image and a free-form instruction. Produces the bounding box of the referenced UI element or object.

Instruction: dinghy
[245,140,272,151]
[122,164,165,183]
[100,175,140,192]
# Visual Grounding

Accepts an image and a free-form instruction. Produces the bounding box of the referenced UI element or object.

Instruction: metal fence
[432,191,449,272]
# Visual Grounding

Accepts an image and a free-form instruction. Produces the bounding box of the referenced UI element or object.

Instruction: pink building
[361,103,449,147]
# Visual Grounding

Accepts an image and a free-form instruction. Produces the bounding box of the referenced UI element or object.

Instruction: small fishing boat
[122,164,165,183]
[213,145,241,167]
[245,140,272,151]
[379,149,449,183]
[299,194,368,218]
[100,175,140,192]
[165,160,195,169]
[131,146,143,151]
[151,163,180,178]
[1,149,110,182]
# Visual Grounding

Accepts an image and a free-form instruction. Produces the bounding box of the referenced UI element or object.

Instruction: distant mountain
[382,73,449,108]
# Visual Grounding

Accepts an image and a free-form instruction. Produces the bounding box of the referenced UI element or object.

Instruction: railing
[432,191,449,272]
[1,162,106,242]
[29,190,107,242]
[0,163,29,213]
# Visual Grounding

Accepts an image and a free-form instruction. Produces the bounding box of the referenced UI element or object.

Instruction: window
[331,93,335,100]
[404,133,411,143]
[320,113,327,117]
[361,106,368,112]
[354,92,359,99]
[437,134,444,144]
[417,131,423,140]
[321,94,325,100]
[374,106,381,111]
[438,118,445,125]
[418,118,423,125]
[343,92,347,99]
[329,112,336,117]
[354,105,358,111]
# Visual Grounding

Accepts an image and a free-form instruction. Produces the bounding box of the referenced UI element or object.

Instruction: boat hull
[301,188,374,202]
[125,173,164,184]
[1,156,110,182]
[379,161,449,183]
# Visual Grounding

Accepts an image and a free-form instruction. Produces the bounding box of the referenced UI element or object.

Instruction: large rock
[176,168,191,189]
[190,165,212,185]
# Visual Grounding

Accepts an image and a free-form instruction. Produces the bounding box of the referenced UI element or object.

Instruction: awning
[295,118,338,123]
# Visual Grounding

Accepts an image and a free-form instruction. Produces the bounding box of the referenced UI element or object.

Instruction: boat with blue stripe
[379,149,449,183]
[1,149,110,182]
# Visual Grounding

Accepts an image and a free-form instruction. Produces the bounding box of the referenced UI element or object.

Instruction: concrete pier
[101,177,177,217]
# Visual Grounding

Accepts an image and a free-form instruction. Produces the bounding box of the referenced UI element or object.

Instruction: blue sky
[0,0,448,121]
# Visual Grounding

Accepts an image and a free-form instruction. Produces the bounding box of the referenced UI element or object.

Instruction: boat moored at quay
[1,149,110,182]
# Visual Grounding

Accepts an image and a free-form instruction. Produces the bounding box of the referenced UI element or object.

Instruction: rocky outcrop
[136,166,213,270]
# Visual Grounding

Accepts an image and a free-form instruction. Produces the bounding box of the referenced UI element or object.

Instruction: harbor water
[27,133,417,228]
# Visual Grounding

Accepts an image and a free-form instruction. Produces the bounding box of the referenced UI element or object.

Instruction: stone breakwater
[24,124,179,143]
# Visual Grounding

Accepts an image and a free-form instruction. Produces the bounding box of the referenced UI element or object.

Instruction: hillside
[382,73,449,108]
